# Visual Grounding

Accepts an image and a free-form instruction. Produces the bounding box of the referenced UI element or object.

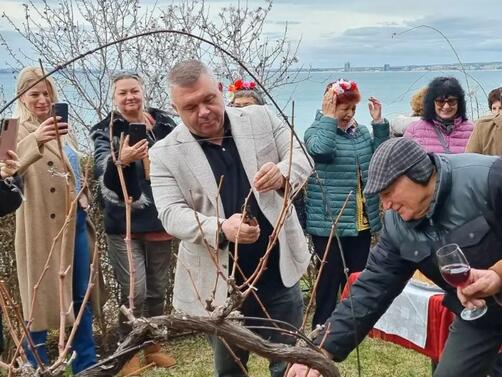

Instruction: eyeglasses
[434,97,458,107]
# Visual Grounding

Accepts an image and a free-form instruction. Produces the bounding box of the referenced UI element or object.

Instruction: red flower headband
[228,79,257,93]
[330,79,358,94]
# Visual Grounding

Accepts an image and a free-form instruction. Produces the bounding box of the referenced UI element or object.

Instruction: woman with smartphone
[14,67,97,373]
[90,72,177,374]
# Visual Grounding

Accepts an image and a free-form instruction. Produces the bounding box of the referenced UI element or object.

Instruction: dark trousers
[106,234,172,340]
[208,283,303,377]
[491,355,502,377]
[311,230,371,328]
[433,317,502,377]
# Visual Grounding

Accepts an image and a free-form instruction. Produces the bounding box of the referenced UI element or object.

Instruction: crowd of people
[0,60,501,377]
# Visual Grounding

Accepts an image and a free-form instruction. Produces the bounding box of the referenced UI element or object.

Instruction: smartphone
[128,123,147,146]
[52,102,69,123]
[0,118,19,161]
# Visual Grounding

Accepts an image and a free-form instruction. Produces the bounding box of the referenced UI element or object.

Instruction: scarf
[338,118,358,136]
[432,116,463,135]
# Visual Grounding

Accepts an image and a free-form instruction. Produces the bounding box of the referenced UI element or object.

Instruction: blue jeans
[208,283,304,377]
[25,208,97,374]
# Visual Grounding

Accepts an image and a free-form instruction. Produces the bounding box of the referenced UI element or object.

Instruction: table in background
[341,272,455,362]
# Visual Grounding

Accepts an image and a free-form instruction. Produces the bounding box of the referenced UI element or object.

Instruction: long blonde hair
[14,67,58,124]
[14,67,82,152]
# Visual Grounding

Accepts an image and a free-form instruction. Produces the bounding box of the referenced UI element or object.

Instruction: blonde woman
[15,67,96,373]
[90,72,176,374]
[389,87,427,137]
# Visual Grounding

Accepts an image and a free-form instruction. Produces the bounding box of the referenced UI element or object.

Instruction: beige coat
[16,120,97,331]
[466,113,502,155]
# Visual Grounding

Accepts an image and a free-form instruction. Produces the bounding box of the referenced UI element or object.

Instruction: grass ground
[139,334,431,377]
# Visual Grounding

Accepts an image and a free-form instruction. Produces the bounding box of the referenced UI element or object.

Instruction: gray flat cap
[364,138,434,196]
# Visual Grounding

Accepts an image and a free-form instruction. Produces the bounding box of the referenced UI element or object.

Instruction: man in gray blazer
[149,59,313,377]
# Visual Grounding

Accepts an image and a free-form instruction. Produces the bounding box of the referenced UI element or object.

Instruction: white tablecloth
[373,281,443,348]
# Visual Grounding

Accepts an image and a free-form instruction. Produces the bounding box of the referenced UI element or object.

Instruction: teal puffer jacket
[304,112,389,237]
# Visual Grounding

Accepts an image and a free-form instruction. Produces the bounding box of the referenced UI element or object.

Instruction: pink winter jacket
[404,118,474,154]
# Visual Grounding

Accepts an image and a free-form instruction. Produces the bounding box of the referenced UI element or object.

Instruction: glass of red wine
[436,243,487,320]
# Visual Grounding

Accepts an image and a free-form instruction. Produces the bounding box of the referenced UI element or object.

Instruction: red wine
[440,263,470,287]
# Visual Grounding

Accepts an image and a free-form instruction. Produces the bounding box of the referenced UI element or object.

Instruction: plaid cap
[364,138,434,196]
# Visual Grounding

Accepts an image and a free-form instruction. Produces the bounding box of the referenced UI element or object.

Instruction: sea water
[273,70,502,135]
[1,69,501,138]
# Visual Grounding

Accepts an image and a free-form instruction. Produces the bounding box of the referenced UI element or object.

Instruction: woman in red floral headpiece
[304,79,390,327]
[227,79,266,107]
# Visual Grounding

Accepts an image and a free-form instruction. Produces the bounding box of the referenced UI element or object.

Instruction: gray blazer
[149,105,313,315]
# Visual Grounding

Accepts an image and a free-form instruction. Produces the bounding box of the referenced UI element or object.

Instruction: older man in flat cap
[289,138,502,377]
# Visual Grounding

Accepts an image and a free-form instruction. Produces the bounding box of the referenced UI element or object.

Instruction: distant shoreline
[304,61,502,73]
[1,61,501,74]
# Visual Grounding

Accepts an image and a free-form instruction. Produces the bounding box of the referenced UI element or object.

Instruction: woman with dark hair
[404,77,473,153]
[304,79,389,327]
[487,87,502,115]
[466,87,502,155]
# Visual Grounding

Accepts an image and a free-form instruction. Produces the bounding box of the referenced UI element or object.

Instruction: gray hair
[167,59,216,96]
[111,71,144,97]
[232,89,266,106]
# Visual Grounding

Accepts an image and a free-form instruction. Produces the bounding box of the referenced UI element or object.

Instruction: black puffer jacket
[0,175,22,353]
[90,108,176,234]
[0,176,22,216]
[316,153,502,361]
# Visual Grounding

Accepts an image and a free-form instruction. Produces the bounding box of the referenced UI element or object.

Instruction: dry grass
[139,334,431,377]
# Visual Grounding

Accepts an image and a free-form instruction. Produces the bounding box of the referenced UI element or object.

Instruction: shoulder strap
[432,126,452,154]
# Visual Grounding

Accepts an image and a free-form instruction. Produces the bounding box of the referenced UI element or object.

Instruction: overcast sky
[0,0,501,68]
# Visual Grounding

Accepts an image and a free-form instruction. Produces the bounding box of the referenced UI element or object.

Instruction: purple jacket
[404,118,474,154]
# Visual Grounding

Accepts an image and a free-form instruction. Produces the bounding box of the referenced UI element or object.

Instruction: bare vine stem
[108,113,136,311]
[0,29,314,177]
[49,197,99,372]
[0,27,350,376]
[300,191,353,332]
[38,60,73,357]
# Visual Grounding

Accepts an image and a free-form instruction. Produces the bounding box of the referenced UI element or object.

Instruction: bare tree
[200,0,303,88]
[0,0,306,152]
[0,1,335,376]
